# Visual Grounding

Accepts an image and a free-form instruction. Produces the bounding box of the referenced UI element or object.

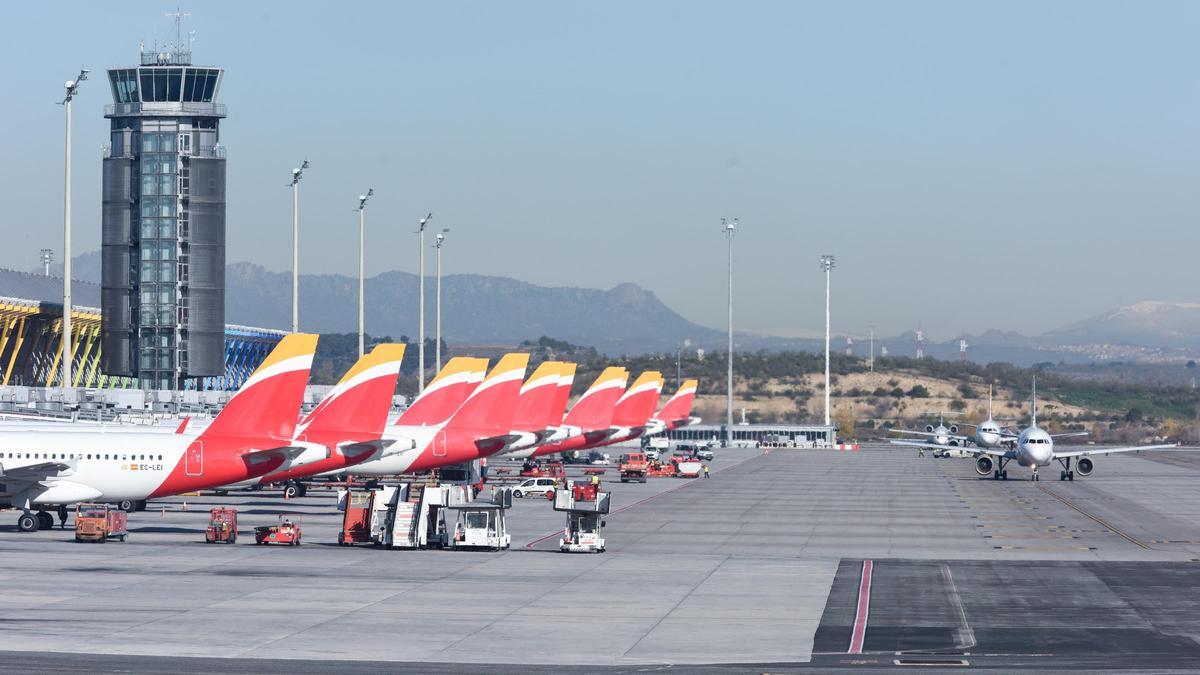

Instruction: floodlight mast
[434,228,450,372]
[356,189,373,357]
[60,68,88,390]
[40,249,53,277]
[820,255,836,428]
[417,212,432,393]
[723,218,737,446]
[289,159,309,334]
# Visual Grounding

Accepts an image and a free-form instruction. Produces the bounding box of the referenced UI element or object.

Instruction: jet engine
[975,456,994,475]
[925,424,935,433]
[949,440,959,446]
[1076,457,1094,476]
[949,425,958,434]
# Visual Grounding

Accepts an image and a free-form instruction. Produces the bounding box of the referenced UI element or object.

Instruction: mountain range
[20,252,1200,363]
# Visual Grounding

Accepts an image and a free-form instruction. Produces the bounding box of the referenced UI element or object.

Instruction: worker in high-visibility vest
[703,464,710,479]
[590,474,600,487]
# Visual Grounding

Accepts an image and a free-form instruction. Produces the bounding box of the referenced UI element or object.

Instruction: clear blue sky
[2,2,1198,340]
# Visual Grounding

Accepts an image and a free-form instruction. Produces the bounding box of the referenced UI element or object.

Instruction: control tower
[100,34,226,389]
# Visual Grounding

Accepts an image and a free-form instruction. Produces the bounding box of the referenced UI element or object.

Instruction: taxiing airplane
[973,378,1178,481]
[0,334,320,532]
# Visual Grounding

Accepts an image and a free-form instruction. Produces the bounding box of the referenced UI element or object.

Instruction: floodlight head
[292,168,300,176]
[819,254,836,271]
[419,212,433,231]
[300,159,310,170]
[358,195,366,201]
[65,80,75,89]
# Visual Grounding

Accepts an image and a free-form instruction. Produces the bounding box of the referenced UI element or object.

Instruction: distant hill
[223,262,724,354]
[1042,301,1200,349]
[20,253,1200,361]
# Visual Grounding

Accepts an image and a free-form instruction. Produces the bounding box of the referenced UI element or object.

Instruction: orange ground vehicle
[618,452,648,483]
[74,503,128,543]
[519,461,565,479]
[255,515,302,545]
[205,508,238,544]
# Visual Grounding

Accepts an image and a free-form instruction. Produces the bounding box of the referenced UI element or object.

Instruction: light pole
[723,218,737,445]
[434,228,449,372]
[289,159,309,334]
[820,254,835,427]
[676,338,690,390]
[869,325,875,373]
[40,249,53,277]
[60,69,88,390]
[417,212,432,392]
[356,189,373,357]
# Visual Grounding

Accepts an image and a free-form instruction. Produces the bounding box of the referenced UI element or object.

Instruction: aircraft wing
[0,460,73,481]
[1050,432,1090,439]
[887,440,1012,458]
[1054,443,1181,458]
[892,429,940,437]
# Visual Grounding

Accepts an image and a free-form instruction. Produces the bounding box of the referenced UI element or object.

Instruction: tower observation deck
[101,39,227,389]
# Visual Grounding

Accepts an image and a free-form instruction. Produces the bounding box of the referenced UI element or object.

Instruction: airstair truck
[554,482,610,553]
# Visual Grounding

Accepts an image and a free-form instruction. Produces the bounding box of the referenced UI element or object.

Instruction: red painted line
[523,449,764,549]
[848,559,873,654]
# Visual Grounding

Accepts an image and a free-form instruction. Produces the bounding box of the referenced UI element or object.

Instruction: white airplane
[973,378,1178,481]
[888,413,970,455]
[0,334,321,532]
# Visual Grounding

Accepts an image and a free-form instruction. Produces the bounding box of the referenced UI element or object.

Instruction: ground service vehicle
[205,508,238,544]
[74,503,127,542]
[673,456,703,478]
[519,461,565,479]
[255,515,302,545]
[513,477,559,498]
[619,452,648,483]
[448,489,513,551]
[554,482,610,553]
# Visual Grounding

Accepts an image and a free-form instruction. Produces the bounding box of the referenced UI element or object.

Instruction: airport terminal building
[666,423,837,448]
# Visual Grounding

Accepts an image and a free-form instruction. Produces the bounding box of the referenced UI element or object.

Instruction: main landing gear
[16,510,54,532]
[1056,457,1075,481]
[992,457,1010,480]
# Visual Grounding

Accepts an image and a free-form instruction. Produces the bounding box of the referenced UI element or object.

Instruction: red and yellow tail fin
[546,362,577,427]
[511,361,562,432]
[300,343,406,439]
[396,356,489,426]
[563,366,628,429]
[612,371,665,427]
[443,353,530,433]
[655,378,699,428]
[200,333,318,440]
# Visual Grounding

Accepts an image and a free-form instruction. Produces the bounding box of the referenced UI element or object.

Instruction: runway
[3,445,1200,670]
